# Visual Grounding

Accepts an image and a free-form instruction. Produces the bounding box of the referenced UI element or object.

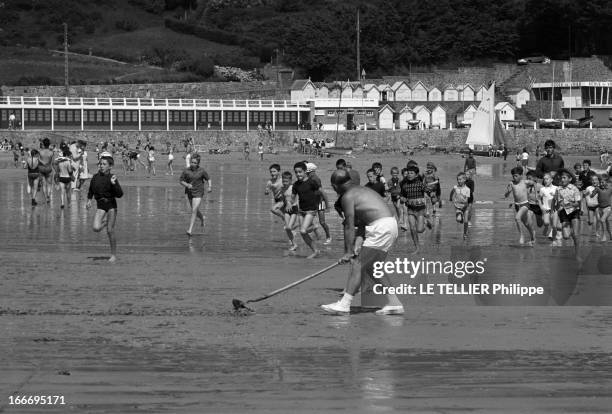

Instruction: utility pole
[63,22,69,97]
[356,8,360,81]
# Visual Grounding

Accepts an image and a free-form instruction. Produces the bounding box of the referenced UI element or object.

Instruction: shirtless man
[321,169,404,315]
[38,138,55,203]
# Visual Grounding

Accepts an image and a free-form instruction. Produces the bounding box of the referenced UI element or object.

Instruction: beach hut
[428,87,442,101]
[364,84,380,101]
[412,105,431,128]
[475,85,487,101]
[290,79,317,101]
[443,85,459,101]
[398,105,413,130]
[462,104,478,125]
[431,104,447,129]
[316,83,329,99]
[352,83,363,99]
[378,104,395,129]
[506,88,530,108]
[411,81,428,101]
[495,102,516,121]
[392,81,411,101]
[460,84,475,101]
[379,84,394,102]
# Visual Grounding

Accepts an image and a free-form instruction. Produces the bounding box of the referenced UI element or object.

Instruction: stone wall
[2,128,611,154]
[1,81,288,100]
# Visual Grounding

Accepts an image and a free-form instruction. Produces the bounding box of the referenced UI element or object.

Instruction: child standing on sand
[86,153,123,262]
[594,174,612,242]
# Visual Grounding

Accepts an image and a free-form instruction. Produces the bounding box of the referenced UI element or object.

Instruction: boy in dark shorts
[504,166,535,246]
[265,163,284,220]
[553,168,581,252]
[525,170,544,228]
[86,154,123,263]
[179,153,212,236]
[306,162,331,244]
[281,171,299,251]
[400,165,432,253]
[291,161,321,259]
[365,168,386,198]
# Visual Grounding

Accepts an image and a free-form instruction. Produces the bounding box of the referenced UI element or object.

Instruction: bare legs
[187,196,204,236]
[92,208,117,262]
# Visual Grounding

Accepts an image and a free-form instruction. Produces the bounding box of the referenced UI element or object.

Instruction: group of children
[263,157,479,256]
[504,159,612,252]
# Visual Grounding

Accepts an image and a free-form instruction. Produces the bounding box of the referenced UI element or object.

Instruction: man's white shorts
[362,216,398,252]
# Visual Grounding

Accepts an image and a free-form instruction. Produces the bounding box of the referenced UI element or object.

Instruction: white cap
[100,151,113,158]
[306,162,317,172]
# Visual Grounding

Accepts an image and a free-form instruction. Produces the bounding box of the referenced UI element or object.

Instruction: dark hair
[457,171,467,178]
[336,158,346,168]
[557,168,573,179]
[573,162,582,169]
[366,168,375,175]
[583,159,591,166]
[406,165,419,175]
[372,162,382,169]
[62,148,71,157]
[401,168,408,174]
[526,170,536,178]
[511,166,523,175]
[294,161,307,171]
[390,166,399,173]
[544,139,556,149]
[42,138,50,148]
[282,171,292,180]
[191,153,201,162]
[269,163,281,171]
[100,156,114,166]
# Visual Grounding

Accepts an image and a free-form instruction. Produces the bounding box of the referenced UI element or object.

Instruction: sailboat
[465,82,506,152]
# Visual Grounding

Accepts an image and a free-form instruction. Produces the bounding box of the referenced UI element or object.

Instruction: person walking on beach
[166,145,175,175]
[54,147,73,209]
[306,162,332,245]
[243,142,250,161]
[25,149,41,206]
[321,169,404,315]
[257,142,264,161]
[179,153,212,237]
[464,150,476,176]
[265,163,285,221]
[86,153,123,263]
[38,138,55,204]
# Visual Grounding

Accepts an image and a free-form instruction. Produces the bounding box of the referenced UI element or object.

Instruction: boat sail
[465,82,506,149]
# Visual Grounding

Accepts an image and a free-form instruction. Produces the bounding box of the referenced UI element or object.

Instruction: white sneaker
[321,301,350,314]
[323,237,332,245]
[375,305,405,315]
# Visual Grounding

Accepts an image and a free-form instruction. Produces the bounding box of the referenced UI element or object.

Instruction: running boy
[449,172,471,239]
[538,173,559,240]
[594,174,612,242]
[365,168,386,198]
[265,163,285,220]
[86,154,123,263]
[553,168,582,251]
[400,165,432,253]
[291,161,321,258]
[504,166,535,246]
[388,167,403,226]
[281,171,299,251]
[525,170,544,228]
[179,153,212,236]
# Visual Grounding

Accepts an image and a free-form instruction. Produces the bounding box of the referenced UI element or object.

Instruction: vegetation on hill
[1,0,611,84]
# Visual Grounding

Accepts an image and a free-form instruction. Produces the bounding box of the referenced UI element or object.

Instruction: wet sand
[1,151,611,413]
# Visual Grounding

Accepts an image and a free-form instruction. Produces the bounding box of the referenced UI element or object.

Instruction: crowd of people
[11,134,612,314]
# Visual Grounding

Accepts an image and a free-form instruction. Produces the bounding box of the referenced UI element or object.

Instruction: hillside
[1,0,611,84]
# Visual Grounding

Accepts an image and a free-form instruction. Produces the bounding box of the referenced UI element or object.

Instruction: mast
[356,8,360,81]
[550,61,555,119]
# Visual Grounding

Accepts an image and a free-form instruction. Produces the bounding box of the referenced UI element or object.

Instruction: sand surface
[1,151,611,413]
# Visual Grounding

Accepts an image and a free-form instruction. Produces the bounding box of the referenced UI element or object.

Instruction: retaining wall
[2,128,611,154]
